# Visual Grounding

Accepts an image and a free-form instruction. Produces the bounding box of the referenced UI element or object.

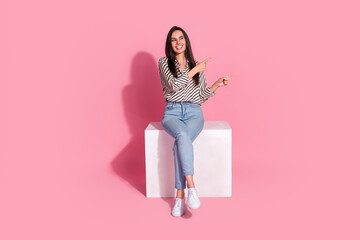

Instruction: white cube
[145,121,232,197]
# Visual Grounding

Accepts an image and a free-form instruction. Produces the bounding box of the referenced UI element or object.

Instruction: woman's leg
[173,141,186,191]
[171,105,205,191]
[182,105,205,188]
[161,102,204,193]
[162,116,193,190]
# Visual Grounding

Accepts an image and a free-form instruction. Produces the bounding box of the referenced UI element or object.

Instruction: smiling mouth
[176,46,183,50]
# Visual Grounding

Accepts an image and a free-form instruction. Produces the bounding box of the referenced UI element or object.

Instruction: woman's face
[171,30,186,55]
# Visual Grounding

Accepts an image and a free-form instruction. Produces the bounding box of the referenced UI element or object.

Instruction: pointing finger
[224,73,235,79]
[203,56,212,63]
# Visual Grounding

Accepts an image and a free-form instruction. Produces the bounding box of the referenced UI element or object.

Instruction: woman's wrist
[188,67,198,79]
[210,83,219,93]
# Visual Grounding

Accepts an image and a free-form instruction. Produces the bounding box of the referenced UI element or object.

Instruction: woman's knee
[175,130,190,140]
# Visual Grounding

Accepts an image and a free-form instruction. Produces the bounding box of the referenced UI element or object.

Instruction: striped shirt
[158,56,216,105]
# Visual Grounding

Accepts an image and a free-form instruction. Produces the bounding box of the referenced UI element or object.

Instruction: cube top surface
[146,121,231,131]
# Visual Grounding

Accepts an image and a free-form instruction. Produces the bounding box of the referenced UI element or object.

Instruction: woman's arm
[158,57,198,92]
[209,82,220,93]
[199,71,217,103]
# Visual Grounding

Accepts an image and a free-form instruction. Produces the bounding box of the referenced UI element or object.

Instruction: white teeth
[176,46,182,49]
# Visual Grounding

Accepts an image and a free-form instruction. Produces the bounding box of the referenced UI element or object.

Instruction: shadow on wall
[111,52,166,196]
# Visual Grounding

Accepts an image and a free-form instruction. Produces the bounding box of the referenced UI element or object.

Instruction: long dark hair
[165,26,200,86]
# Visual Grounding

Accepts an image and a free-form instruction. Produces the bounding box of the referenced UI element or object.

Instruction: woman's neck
[175,53,186,64]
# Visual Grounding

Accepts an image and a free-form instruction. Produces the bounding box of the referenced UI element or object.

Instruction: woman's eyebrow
[171,35,184,39]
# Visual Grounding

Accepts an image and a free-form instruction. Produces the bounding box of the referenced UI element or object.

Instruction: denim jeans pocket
[165,102,174,110]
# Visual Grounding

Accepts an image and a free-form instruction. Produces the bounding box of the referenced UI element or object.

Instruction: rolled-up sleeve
[199,71,216,103]
[159,57,190,92]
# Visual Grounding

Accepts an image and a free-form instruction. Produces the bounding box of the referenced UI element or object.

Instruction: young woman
[159,26,233,217]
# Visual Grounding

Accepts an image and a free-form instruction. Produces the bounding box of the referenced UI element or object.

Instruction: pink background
[1,0,360,239]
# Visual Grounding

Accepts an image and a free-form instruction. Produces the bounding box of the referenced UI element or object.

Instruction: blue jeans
[161,101,205,190]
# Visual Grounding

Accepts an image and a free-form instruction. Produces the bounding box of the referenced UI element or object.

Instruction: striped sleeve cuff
[200,86,216,103]
[205,87,216,97]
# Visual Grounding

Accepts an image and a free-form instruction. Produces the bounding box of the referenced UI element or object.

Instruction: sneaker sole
[172,211,185,217]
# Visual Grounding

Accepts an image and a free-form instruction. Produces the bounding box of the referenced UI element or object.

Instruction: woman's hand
[195,56,212,73]
[214,73,235,87]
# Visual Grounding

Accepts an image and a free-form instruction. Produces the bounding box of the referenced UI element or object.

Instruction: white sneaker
[171,197,185,217]
[187,188,201,209]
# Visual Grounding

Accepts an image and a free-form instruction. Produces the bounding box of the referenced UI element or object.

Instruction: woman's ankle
[176,189,185,198]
